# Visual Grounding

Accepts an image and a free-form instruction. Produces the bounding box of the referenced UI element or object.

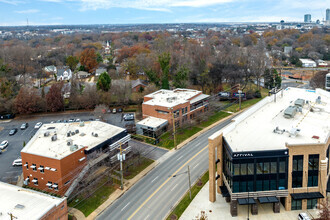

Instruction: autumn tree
[14,87,44,114]
[80,48,98,73]
[97,72,111,92]
[46,82,64,112]
[317,200,330,220]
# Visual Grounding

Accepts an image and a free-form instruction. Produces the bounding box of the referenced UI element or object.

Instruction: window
[240,164,247,175]
[47,181,53,189]
[53,183,58,191]
[279,161,285,173]
[39,165,44,173]
[308,154,319,187]
[291,199,302,210]
[185,107,188,113]
[307,199,317,209]
[32,163,37,172]
[293,155,303,171]
[33,178,38,186]
[271,162,277,173]
[257,162,263,174]
[233,164,240,175]
[247,163,254,175]
[182,108,184,114]
[25,162,29,170]
[292,156,303,188]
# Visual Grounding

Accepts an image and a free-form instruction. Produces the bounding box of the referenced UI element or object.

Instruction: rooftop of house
[21,121,126,159]
[299,58,316,64]
[143,89,209,108]
[137,116,168,128]
[0,182,66,220]
[131,79,148,89]
[220,88,330,152]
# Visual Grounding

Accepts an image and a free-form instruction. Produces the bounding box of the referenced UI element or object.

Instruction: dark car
[118,108,123,113]
[9,128,18,136]
[0,113,15,120]
[20,123,29,130]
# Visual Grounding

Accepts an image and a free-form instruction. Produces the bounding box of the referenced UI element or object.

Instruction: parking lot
[0,110,136,184]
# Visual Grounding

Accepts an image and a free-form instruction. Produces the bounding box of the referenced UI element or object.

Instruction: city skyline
[0,0,329,26]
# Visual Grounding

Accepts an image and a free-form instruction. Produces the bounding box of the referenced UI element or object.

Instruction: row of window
[25,162,57,173]
[292,198,317,210]
[292,154,319,188]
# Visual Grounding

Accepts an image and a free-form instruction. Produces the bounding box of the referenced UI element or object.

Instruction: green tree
[66,56,79,71]
[145,69,160,88]
[158,52,171,89]
[173,65,189,88]
[97,72,111,92]
[264,69,281,89]
[96,53,103,63]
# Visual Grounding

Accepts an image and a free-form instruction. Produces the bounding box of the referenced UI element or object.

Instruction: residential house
[131,79,148,92]
[95,68,107,77]
[57,67,72,81]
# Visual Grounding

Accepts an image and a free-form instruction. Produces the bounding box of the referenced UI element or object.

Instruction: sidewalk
[69,208,86,220]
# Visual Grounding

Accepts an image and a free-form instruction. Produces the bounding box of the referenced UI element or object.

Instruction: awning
[31,179,38,183]
[30,165,36,169]
[50,168,57,171]
[52,184,58,188]
[190,94,210,104]
[45,167,50,170]
[38,167,44,170]
[291,192,324,200]
[237,198,256,205]
[46,183,52,186]
[220,186,230,197]
[25,178,29,181]
[258,196,279,204]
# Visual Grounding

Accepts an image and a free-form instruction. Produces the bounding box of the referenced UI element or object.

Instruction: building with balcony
[208,87,330,216]
[142,89,209,128]
[21,121,129,196]
[0,181,67,220]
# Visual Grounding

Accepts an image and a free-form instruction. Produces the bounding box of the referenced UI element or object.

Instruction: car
[9,128,18,136]
[118,108,123,113]
[50,121,55,124]
[68,119,75,122]
[298,213,310,220]
[112,108,117,114]
[20,123,29,130]
[123,113,134,121]
[75,118,81,122]
[34,122,42,129]
[56,120,62,123]
[12,158,22,167]
[63,120,68,123]
[0,140,8,150]
[89,118,94,121]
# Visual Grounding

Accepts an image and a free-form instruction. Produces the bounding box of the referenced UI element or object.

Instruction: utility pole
[117,142,126,190]
[188,165,192,200]
[8,213,17,220]
[169,107,177,149]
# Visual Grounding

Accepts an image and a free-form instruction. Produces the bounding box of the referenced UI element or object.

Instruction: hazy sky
[0,0,329,26]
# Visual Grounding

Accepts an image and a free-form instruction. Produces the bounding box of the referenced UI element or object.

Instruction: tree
[97,72,111,92]
[173,65,189,88]
[264,69,281,89]
[317,200,330,220]
[46,82,64,112]
[145,69,160,88]
[14,87,44,114]
[80,48,98,73]
[158,52,171,89]
[66,56,79,71]
[96,53,103,63]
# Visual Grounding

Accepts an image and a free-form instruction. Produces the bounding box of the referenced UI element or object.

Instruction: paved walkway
[68,208,86,220]
[180,182,319,220]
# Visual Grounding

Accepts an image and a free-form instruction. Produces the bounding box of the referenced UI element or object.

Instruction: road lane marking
[193,163,200,169]
[176,156,183,161]
[151,176,158,183]
[121,202,131,212]
[145,215,150,220]
[170,184,178,192]
[128,145,208,220]
[195,142,201,146]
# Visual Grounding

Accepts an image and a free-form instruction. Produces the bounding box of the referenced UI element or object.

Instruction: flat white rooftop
[144,89,206,108]
[21,121,126,159]
[223,88,330,152]
[0,182,65,220]
[137,116,168,128]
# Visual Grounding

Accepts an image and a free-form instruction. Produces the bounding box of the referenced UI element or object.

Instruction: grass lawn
[157,126,203,150]
[124,157,154,179]
[225,98,262,113]
[199,111,231,128]
[68,177,116,217]
[167,171,209,220]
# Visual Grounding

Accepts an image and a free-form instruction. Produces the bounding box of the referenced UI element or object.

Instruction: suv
[123,113,134,121]
[9,128,18,136]
[0,140,8,150]
[34,122,43,129]
[12,158,22,167]
[20,123,29,130]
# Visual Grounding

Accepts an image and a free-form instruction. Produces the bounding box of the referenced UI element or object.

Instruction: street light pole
[188,165,192,200]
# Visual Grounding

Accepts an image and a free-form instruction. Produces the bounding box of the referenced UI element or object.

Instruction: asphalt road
[97,116,234,220]
[129,140,168,161]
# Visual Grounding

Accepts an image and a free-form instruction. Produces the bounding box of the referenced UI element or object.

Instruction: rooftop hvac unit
[70,144,78,152]
[67,132,71,137]
[316,96,321,104]
[67,139,73,146]
[92,132,98,137]
[80,121,85,127]
[294,99,305,107]
[79,132,86,136]
[283,106,297,119]
[51,135,57,141]
[44,131,50,137]
[75,129,79,134]
[289,128,301,137]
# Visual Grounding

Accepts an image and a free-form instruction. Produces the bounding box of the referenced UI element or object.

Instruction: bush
[254,90,261,98]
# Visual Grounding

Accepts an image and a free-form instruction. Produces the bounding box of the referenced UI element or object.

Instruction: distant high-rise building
[326,9,330,21]
[304,14,311,23]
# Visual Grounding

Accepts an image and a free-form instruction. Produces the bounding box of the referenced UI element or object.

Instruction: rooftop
[21,121,126,159]
[137,116,168,128]
[144,89,207,108]
[222,88,330,152]
[0,182,65,220]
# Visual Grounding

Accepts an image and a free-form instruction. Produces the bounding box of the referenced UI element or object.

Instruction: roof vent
[15,204,25,209]
[75,129,79,134]
[67,139,73,146]
[67,132,71,137]
[51,134,57,141]
[44,131,50,137]
[79,133,86,136]
[70,144,78,152]
[316,96,321,104]
[92,132,98,137]
[80,122,85,127]
[273,126,285,134]
[289,128,301,137]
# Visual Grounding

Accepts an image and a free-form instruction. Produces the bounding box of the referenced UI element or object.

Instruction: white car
[0,140,8,150]
[12,158,22,166]
[34,122,43,129]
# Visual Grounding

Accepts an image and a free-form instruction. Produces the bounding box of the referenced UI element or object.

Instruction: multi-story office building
[208,87,330,216]
[326,9,330,21]
[0,181,67,219]
[21,121,129,196]
[142,89,209,128]
[304,14,311,23]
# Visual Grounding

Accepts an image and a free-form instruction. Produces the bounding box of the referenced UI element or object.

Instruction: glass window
[307,199,317,209]
[263,180,270,191]
[292,199,302,210]
[247,181,253,192]
[241,164,247,175]
[264,162,270,174]
[308,155,319,187]
[270,180,277,190]
[233,182,239,193]
[257,163,263,174]
[234,164,240,175]
[248,163,254,175]
[240,181,246,192]
[256,180,262,191]
[279,178,286,189]
[279,161,285,173]
[293,155,303,171]
[40,165,44,173]
[32,163,37,172]
[271,162,277,173]
[292,175,302,188]
[48,181,52,189]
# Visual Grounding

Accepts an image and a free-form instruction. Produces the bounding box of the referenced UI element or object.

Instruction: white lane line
[145,214,150,220]
[195,142,201,146]
[176,156,183,161]
[171,184,178,192]
[121,202,131,212]
[193,162,200,169]
[151,176,159,183]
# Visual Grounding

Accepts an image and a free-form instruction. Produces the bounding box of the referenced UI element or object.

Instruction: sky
[0,0,329,26]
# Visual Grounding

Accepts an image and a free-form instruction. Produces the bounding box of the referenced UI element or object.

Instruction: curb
[86,160,159,219]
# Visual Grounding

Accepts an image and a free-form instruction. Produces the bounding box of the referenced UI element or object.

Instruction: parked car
[0,140,8,150]
[56,120,62,123]
[12,158,22,167]
[118,108,123,113]
[75,118,81,122]
[68,119,75,122]
[112,108,117,114]
[0,113,15,120]
[123,113,134,121]
[20,123,29,130]
[9,128,18,136]
[298,213,310,220]
[34,122,42,129]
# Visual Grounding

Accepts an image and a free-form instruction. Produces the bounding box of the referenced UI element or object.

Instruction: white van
[12,158,22,167]
[298,213,310,220]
